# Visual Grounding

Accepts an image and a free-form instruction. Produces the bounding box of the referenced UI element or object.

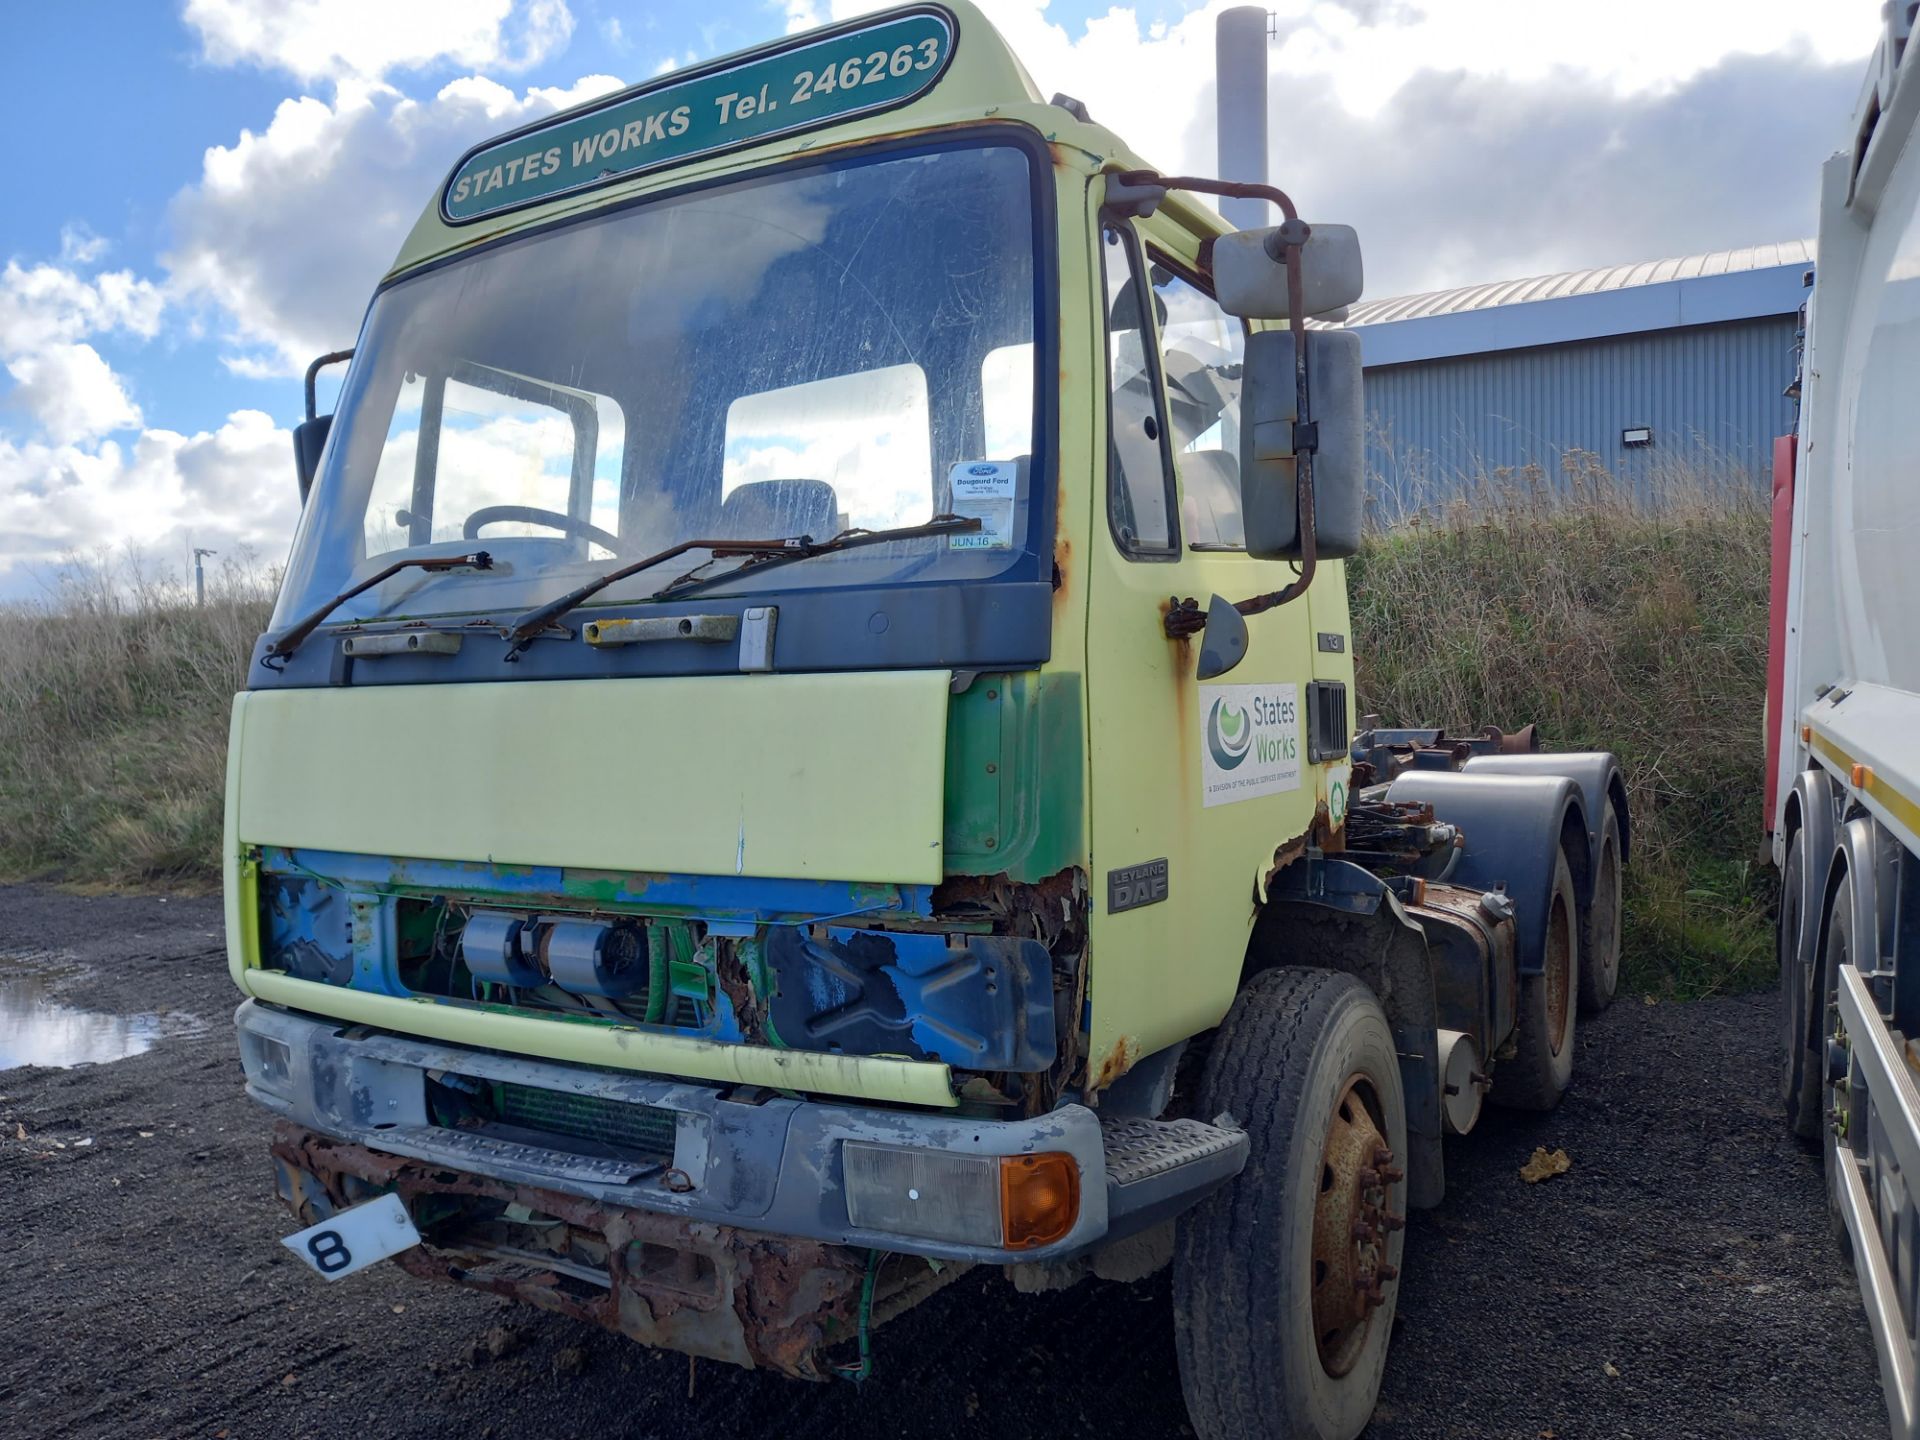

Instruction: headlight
[842,1142,1079,1250]
[239,1031,294,1096]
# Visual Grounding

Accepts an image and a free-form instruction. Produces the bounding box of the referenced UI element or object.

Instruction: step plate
[1102,1116,1246,1188]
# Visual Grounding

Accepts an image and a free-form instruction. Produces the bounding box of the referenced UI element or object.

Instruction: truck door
[1082,203,1357,1089]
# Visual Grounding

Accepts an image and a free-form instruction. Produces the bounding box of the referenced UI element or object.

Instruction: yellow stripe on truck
[1809,727,1920,837]
[243,969,961,1108]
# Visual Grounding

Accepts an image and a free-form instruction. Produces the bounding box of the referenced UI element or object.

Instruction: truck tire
[1780,829,1822,1140]
[1491,850,1580,1111]
[1822,870,1855,1263]
[1172,968,1408,1440]
[1577,804,1623,1014]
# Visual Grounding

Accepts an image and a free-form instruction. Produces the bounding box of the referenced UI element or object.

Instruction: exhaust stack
[1215,6,1271,230]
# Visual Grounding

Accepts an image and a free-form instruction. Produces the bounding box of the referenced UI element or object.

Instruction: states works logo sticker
[1199,683,1301,807]
[1206,696,1254,770]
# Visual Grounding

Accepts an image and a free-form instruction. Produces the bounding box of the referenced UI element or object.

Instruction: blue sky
[0,0,1879,597]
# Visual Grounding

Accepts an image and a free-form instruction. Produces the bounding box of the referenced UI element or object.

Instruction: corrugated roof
[1347,240,1817,327]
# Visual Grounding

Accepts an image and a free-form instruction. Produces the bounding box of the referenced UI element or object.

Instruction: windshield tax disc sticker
[947,461,1017,549]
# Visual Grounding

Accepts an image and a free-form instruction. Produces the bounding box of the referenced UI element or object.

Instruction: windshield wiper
[263,550,493,664]
[500,515,982,660]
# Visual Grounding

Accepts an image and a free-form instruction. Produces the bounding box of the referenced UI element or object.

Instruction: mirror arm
[304,348,355,423]
[1135,168,1325,637]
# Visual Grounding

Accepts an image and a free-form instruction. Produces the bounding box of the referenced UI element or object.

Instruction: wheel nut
[1381,1212,1406,1232]
[1380,1165,1406,1184]
[1352,1220,1377,1242]
[1378,1263,1399,1282]
[1358,1167,1379,1187]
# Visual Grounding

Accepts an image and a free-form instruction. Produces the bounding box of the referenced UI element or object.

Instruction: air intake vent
[427,1077,677,1166]
[1306,681,1349,764]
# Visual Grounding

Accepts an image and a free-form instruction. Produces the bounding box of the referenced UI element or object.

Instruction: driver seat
[719,479,839,541]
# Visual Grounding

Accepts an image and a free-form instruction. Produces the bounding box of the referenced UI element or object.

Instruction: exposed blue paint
[263,874,353,986]
[261,846,933,923]
[763,925,1055,1070]
[1361,314,1799,511]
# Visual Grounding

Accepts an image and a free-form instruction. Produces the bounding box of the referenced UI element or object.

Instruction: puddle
[0,948,185,1071]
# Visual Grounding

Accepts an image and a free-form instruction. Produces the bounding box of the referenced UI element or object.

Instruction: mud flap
[1253,859,1446,1209]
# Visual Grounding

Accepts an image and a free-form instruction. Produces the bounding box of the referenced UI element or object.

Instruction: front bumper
[238,999,1160,1262]
[241,999,1247,1370]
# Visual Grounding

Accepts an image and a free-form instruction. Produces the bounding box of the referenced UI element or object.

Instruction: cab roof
[386,0,1226,281]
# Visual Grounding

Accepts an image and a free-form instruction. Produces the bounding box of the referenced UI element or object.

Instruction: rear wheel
[1821,872,1856,1261]
[1491,850,1580,1111]
[1780,829,1822,1139]
[1577,805,1623,1014]
[1173,968,1408,1440]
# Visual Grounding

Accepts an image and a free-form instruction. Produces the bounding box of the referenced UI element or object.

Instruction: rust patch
[714,947,762,1041]
[1262,802,1344,896]
[1087,1032,1141,1094]
[269,1123,863,1379]
[1158,596,1196,749]
[1052,535,1072,610]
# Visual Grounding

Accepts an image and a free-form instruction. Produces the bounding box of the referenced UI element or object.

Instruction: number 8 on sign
[307,1230,353,1273]
[281,1192,423,1282]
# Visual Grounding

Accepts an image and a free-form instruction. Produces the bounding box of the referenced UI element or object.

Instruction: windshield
[272,141,1042,631]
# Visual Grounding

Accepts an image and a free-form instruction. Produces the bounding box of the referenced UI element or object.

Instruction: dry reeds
[0,551,274,887]
[1351,453,1773,996]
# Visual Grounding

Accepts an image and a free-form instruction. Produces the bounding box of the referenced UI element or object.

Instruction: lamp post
[193,548,217,606]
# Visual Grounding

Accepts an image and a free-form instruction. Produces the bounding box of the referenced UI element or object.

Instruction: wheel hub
[1310,1074,1405,1377]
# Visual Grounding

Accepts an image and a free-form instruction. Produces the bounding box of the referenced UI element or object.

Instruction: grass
[0,555,272,889]
[1349,453,1775,999]
[1,459,1775,995]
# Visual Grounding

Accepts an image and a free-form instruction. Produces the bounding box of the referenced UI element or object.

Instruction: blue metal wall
[1360,314,1799,514]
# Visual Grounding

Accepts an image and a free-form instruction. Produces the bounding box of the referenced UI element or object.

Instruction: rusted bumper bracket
[271,1122,876,1378]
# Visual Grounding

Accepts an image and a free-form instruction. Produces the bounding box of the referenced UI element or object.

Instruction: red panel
[1764,434,1795,833]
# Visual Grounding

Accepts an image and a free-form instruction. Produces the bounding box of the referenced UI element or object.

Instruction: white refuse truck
[1774,6,1920,1436]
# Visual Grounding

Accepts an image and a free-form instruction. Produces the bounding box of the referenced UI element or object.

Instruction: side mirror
[292,413,332,505]
[1212,223,1363,321]
[1240,327,1364,560]
[296,347,355,506]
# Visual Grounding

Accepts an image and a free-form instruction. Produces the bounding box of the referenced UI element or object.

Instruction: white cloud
[165,73,622,376]
[0,410,296,581]
[0,261,164,356]
[0,262,163,447]
[58,224,110,266]
[182,0,576,87]
[784,0,824,35]
[818,0,1876,295]
[5,344,143,445]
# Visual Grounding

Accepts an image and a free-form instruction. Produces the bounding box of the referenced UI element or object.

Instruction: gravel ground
[0,881,1888,1439]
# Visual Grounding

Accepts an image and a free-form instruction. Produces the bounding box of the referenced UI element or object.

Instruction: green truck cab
[227,7,1628,1435]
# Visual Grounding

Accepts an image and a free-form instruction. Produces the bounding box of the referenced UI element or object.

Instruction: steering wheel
[461,505,622,553]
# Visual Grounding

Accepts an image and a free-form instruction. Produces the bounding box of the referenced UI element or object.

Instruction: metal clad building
[1346,242,1813,511]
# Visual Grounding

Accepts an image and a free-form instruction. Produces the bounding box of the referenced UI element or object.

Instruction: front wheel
[1173,968,1408,1440]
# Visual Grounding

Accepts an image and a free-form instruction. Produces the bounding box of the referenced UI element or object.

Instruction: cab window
[362,365,622,559]
[1102,224,1178,556]
[1147,258,1247,550]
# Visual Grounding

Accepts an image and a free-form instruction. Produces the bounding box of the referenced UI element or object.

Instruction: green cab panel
[943,671,1085,880]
